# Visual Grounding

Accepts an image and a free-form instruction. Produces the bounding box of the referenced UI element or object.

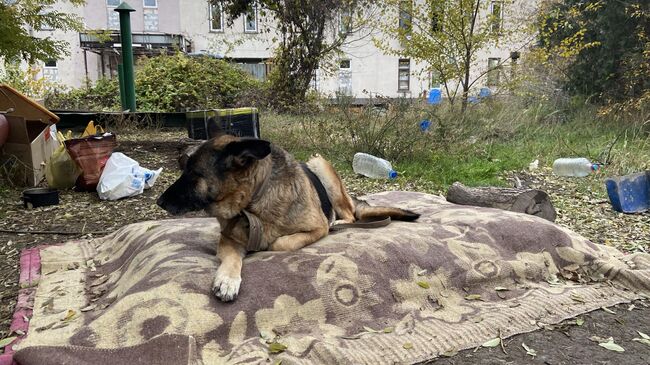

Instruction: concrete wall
[29,0,538,99]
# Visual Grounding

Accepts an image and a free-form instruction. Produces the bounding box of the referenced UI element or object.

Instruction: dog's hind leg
[213,236,246,301]
[268,226,329,251]
[306,155,356,223]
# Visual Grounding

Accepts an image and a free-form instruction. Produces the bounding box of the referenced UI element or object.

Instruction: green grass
[262,101,650,191]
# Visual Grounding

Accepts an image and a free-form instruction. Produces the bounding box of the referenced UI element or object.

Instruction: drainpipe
[115,2,136,111]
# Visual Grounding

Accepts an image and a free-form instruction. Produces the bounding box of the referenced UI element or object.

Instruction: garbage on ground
[0,84,59,186]
[419,119,431,132]
[21,188,59,209]
[552,157,599,177]
[45,131,82,189]
[65,132,117,191]
[605,171,650,213]
[528,159,539,171]
[427,88,442,105]
[352,152,397,179]
[97,152,162,201]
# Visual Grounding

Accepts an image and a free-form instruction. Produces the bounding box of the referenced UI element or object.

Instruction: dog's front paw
[212,271,242,302]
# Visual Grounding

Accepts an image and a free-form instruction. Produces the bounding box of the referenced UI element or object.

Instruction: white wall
[25,0,538,100]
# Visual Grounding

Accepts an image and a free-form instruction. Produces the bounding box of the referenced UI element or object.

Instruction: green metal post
[115,2,136,111]
[117,63,127,110]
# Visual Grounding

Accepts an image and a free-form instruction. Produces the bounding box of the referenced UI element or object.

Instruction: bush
[45,53,262,112]
[45,77,120,111]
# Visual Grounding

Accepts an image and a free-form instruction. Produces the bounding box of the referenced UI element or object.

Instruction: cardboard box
[0,84,60,186]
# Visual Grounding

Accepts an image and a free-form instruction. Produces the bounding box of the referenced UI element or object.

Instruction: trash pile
[0,85,162,207]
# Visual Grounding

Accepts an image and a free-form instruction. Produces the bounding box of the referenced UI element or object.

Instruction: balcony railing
[79,31,191,53]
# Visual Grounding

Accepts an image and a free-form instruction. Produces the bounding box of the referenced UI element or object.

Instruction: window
[144,10,159,31]
[398,1,412,33]
[430,69,442,89]
[487,58,501,86]
[398,59,410,91]
[489,1,503,34]
[430,3,443,33]
[43,60,58,82]
[340,8,352,34]
[106,0,120,6]
[244,3,258,33]
[210,2,224,32]
[143,0,157,8]
[39,9,54,31]
[338,59,352,95]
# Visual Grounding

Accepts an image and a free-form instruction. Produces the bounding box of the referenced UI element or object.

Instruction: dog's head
[157,121,271,218]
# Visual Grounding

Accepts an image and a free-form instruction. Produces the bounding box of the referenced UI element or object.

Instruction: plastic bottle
[552,158,599,177]
[352,152,398,179]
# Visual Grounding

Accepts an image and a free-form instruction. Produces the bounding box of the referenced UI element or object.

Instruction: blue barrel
[605,171,650,213]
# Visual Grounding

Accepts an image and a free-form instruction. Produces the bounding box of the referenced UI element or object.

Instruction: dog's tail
[353,198,420,222]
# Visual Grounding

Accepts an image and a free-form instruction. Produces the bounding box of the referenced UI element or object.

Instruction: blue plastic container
[605,171,650,213]
[428,88,442,105]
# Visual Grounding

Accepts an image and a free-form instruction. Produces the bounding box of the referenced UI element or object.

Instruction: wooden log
[446,182,557,222]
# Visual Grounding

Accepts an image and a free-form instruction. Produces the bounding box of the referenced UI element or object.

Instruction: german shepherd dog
[157,121,419,301]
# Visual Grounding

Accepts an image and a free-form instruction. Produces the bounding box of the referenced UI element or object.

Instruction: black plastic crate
[186,108,260,140]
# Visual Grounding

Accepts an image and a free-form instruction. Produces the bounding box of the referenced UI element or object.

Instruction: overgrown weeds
[263,96,650,190]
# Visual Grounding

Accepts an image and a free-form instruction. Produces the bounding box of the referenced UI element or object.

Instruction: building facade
[31,0,536,102]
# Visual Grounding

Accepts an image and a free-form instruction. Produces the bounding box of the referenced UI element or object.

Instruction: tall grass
[262,97,650,190]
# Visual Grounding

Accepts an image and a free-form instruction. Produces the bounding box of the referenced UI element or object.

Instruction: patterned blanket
[14,192,650,365]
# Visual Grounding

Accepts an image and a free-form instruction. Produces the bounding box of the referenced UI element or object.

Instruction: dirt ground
[0,128,648,363]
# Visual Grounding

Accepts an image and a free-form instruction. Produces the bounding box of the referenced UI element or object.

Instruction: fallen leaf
[383,327,394,333]
[465,294,482,301]
[601,306,616,314]
[417,281,430,289]
[482,337,501,347]
[576,318,585,326]
[632,338,650,347]
[260,330,275,344]
[268,342,287,354]
[80,304,96,312]
[14,329,25,336]
[403,342,413,349]
[589,336,610,343]
[442,348,458,357]
[417,269,427,276]
[627,304,636,311]
[570,292,585,303]
[599,340,624,352]
[522,342,536,357]
[637,331,650,340]
[494,287,509,291]
[363,326,379,333]
[0,336,17,348]
[62,309,76,322]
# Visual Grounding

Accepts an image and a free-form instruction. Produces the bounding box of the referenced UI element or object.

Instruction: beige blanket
[15,192,650,364]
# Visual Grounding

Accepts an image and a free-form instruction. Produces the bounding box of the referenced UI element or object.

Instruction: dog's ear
[207,117,226,139]
[220,139,271,170]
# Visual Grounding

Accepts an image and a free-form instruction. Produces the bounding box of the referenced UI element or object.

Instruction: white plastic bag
[97,153,163,200]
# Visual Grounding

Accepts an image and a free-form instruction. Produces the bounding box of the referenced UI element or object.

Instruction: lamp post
[115,2,136,111]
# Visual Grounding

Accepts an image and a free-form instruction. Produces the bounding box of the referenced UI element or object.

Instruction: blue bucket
[605,171,650,213]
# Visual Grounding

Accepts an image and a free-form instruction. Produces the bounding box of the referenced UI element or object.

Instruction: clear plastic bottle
[352,152,398,179]
[552,158,599,177]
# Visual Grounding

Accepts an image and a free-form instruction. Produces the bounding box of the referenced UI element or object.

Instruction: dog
[157,121,419,301]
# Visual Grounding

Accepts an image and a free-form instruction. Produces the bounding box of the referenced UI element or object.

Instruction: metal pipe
[115,2,136,111]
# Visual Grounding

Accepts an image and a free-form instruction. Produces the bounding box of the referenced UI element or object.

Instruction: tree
[0,0,84,64]
[218,0,375,110]
[375,0,531,110]
[538,0,649,112]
